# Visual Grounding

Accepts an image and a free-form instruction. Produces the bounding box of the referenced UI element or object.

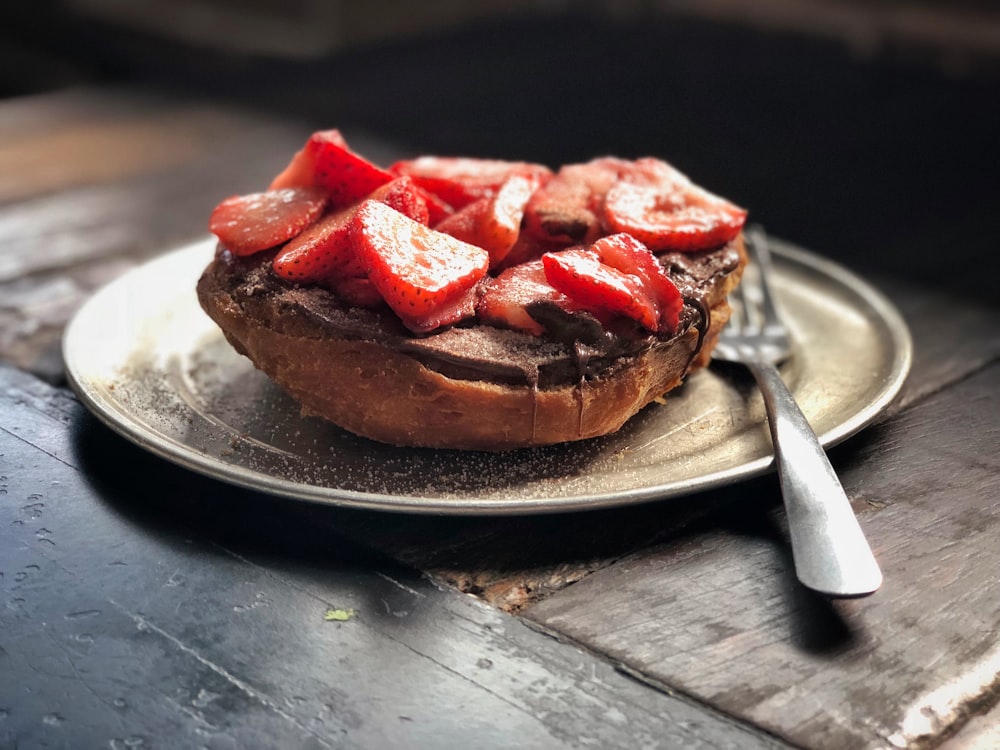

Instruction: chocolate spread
[205,241,741,388]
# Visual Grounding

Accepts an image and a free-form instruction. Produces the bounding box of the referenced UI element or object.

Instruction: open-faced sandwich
[197,130,747,450]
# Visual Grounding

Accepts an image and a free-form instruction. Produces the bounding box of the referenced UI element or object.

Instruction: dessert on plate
[197,130,747,450]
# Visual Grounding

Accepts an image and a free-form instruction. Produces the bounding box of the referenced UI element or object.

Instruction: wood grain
[873,276,1000,415]
[0,90,314,381]
[525,363,1000,750]
[0,88,305,203]
[942,699,1000,749]
[0,363,785,749]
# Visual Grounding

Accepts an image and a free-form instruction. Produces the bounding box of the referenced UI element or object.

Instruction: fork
[714,227,883,597]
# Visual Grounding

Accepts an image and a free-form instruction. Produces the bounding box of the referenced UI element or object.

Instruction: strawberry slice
[477,260,574,336]
[434,173,539,267]
[406,283,481,335]
[351,200,489,332]
[523,157,632,245]
[269,129,350,190]
[590,233,683,332]
[371,175,430,226]
[273,177,429,285]
[209,187,326,256]
[541,234,684,333]
[272,206,359,282]
[390,156,551,210]
[413,184,454,225]
[269,129,393,209]
[603,158,747,252]
[542,247,660,332]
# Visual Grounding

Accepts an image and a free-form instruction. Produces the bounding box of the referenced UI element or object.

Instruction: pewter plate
[64,237,911,515]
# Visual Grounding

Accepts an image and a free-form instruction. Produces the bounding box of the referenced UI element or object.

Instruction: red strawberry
[405,283,481,335]
[603,158,747,252]
[382,176,430,221]
[209,187,326,256]
[390,156,551,210]
[351,200,489,332]
[523,157,632,245]
[542,247,660,331]
[272,207,359,282]
[273,177,429,285]
[476,260,577,336]
[432,197,489,246]
[590,233,683,331]
[270,129,349,190]
[434,173,539,267]
[412,184,455,225]
[269,129,393,209]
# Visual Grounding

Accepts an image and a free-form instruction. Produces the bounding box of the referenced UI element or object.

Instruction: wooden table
[3,26,1000,747]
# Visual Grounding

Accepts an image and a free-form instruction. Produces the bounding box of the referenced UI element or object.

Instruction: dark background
[3,1,998,303]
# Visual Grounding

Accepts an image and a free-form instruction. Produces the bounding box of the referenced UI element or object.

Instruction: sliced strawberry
[370,175,430,225]
[270,129,349,190]
[413,184,454,225]
[477,260,571,336]
[351,200,489,332]
[590,233,683,332]
[269,129,393,209]
[390,156,551,210]
[432,197,488,246]
[209,187,326,256]
[434,173,539,267]
[603,158,747,252]
[523,157,632,245]
[542,246,660,332]
[405,282,481,334]
[273,177,429,285]
[272,207,359,282]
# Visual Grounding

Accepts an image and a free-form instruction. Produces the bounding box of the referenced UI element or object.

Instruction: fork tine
[745,226,781,328]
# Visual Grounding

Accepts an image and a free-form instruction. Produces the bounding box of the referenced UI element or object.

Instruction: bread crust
[197,237,745,451]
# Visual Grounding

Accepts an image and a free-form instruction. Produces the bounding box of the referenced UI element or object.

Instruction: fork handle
[746,360,883,597]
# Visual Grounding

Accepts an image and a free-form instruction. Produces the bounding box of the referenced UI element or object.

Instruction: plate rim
[63,237,913,515]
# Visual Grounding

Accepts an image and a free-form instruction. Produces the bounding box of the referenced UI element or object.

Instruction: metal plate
[64,237,911,515]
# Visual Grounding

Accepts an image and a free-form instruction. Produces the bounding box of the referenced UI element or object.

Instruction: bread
[196,235,746,451]
[198,135,748,450]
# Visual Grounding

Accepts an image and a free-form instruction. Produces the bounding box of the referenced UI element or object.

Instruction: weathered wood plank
[0,87,306,205]
[0,363,786,749]
[941,699,1000,749]
[0,121,304,282]
[0,87,158,140]
[0,94,306,381]
[524,363,1000,750]
[873,276,1000,415]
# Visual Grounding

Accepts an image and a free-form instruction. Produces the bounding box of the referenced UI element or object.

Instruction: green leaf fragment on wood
[324,608,355,622]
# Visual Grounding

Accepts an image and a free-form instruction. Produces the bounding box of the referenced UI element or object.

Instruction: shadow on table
[71,406,865,654]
